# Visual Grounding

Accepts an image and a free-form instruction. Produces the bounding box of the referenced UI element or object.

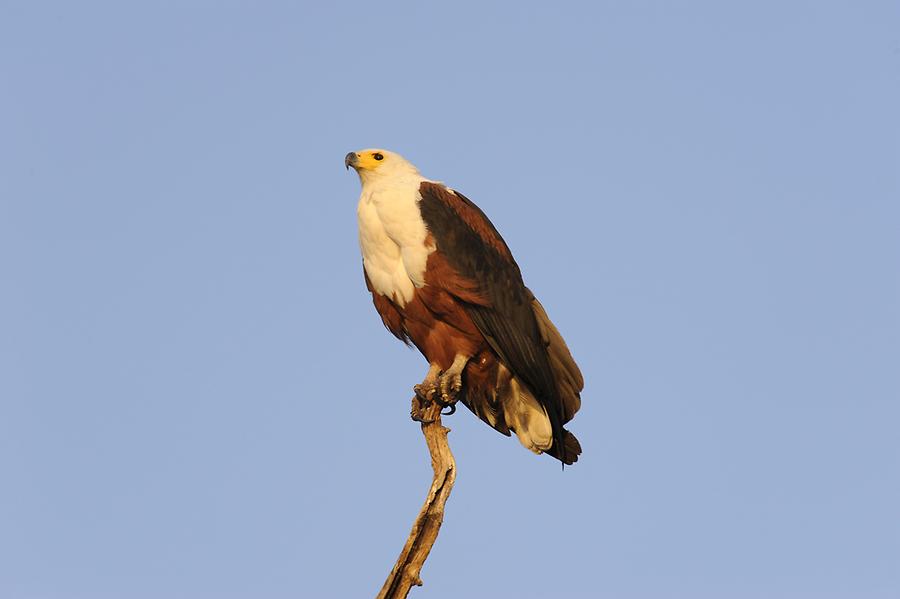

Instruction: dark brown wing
[417,181,571,462]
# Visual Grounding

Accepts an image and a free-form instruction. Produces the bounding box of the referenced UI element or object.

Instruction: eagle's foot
[411,364,442,423]
[436,371,462,410]
[413,364,440,403]
[413,380,437,403]
[435,354,468,415]
[410,395,435,424]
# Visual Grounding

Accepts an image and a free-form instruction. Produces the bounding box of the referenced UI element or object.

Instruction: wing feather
[417,182,571,460]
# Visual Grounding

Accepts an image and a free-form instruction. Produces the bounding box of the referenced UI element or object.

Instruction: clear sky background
[2,2,898,598]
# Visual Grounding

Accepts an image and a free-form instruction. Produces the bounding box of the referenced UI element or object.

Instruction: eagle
[346,149,583,465]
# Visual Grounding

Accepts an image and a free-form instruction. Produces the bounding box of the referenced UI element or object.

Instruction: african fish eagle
[346,149,583,464]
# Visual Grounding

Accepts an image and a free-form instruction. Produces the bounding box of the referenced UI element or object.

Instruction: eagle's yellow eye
[373,153,384,161]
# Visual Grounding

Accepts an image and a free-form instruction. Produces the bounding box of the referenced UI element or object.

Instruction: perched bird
[347,149,583,464]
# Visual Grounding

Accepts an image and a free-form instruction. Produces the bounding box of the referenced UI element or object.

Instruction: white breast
[357,180,434,306]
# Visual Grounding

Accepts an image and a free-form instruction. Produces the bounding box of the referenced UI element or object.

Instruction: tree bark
[376,399,457,599]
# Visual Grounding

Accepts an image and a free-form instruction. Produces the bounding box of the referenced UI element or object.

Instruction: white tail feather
[503,377,553,454]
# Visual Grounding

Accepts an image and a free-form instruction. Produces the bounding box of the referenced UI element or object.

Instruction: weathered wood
[376,399,457,599]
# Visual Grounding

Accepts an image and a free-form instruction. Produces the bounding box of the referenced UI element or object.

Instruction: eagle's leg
[437,354,469,414]
[411,363,442,423]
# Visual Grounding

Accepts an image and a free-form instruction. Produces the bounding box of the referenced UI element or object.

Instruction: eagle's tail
[460,295,583,464]
[461,362,582,464]
[544,428,582,465]
[497,371,582,465]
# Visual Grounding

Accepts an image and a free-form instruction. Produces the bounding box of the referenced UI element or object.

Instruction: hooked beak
[344,152,358,170]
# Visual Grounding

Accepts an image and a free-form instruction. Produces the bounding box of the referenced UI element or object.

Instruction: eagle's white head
[345,148,422,188]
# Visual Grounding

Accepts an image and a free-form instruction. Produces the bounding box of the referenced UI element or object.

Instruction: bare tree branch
[377,399,457,599]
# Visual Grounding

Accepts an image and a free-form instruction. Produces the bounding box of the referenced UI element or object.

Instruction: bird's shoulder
[417,181,515,264]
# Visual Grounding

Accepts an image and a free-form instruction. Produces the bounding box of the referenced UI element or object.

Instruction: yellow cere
[353,150,387,170]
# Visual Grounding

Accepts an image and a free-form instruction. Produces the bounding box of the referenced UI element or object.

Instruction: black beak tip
[344,152,357,170]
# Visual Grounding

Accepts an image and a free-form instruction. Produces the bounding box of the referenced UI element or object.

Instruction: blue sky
[2,2,898,598]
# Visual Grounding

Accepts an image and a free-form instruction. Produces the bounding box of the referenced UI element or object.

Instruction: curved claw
[441,403,457,416]
[410,396,435,424]
[411,411,435,424]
